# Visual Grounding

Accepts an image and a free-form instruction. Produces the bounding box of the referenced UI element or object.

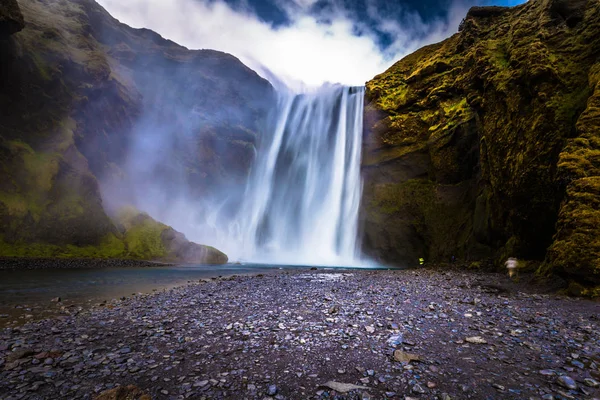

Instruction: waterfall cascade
[231,84,365,265]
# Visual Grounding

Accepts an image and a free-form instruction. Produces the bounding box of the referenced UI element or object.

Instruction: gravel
[0,267,599,399]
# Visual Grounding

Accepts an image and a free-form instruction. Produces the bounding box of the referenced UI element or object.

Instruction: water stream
[231,85,365,265]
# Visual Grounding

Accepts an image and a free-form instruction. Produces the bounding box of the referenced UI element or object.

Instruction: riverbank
[0,257,173,270]
[1,268,599,400]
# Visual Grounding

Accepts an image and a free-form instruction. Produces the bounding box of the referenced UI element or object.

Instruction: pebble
[557,375,578,390]
[584,378,600,388]
[266,385,277,395]
[0,268,597,400]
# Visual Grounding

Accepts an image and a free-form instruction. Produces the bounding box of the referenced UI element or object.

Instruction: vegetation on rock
[0,0,272,263]
[361,0,600,292]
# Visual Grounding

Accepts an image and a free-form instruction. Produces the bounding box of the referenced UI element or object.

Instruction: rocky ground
[0,258,172,270]
[0,267,599,400]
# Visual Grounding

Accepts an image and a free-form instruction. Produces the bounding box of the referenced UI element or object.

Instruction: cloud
[95,0,491,87]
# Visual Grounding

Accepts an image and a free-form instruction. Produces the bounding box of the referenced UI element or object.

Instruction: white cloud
[96,0,468,87]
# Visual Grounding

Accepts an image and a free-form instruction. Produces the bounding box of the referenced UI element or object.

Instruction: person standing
[505,257,518,279]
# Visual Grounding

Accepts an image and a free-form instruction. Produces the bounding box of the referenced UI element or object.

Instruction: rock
[386,333,403,347]
[393,350,421,363]
[539,369,556,376]
[266,385,277,395]
[365,325,375,334]
[6,348,34,362]
[465,336,487,344]
[556,375,577,390]
[51,297,61,303]
[320,381,369,393]
[412,384,425,394]
[161,228,228,264]
[93,385,151,400]
[0,0,24,36]
[361,0,600,286]
[584,378,599,388]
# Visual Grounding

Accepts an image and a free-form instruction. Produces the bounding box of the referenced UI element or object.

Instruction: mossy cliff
[0,206,228,264]
[361,0,600,288]
[0,0,272,262]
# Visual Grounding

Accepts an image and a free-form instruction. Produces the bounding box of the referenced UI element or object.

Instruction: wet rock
[556,375,578,390]
[0,0,24,36]
[584,378,599,388]
[266,384,277,395]
[320,381,369,393]
[412,384,425,394]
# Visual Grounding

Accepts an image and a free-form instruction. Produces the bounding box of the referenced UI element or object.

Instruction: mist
[93,0,526,263]
[95,0,524,87]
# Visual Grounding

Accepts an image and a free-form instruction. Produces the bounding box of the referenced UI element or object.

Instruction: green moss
[362,142,427,166]
[123,218,168,259]
[368,179,472,260]
[29,51,53,81]
[553,87,593,127]
[567,282,600,298]
[0,233,126,258]
[485,40,510,70]
[377,84,410,112]
[547,177,600,284]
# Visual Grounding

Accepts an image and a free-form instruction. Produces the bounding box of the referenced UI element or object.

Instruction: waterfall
[234,84,365,265]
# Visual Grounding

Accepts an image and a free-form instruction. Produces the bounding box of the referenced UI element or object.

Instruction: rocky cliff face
[361,0,599,289]
[0,0,24,36]
[0,0,273,263]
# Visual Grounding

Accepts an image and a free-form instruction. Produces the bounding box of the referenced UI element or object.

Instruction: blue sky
[98,0,526,86]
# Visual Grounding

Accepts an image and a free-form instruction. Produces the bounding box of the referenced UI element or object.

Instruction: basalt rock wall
[361,0,600,289]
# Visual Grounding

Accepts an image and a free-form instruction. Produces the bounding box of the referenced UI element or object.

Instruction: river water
[0,263,389,326]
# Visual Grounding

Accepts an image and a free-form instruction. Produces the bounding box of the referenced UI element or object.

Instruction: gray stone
[556,375,577,390]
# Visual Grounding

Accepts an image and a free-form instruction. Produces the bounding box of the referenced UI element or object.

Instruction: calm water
[0,263,389,325]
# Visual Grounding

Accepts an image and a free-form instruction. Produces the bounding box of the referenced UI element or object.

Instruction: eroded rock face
[361,0,600,286]
[0,0,24,36]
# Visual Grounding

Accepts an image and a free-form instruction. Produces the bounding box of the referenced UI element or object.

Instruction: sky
[96,0,526,87]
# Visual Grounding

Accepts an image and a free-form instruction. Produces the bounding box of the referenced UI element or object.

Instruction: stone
[584,378,599,388]
[0,0,24,36]
[556,375,577,390]
[465,336,487,344]
[393,350,420,363]
[320,381,369,393]
[266,385,277,395]
[412,384,425,394]
[93,385,151,400]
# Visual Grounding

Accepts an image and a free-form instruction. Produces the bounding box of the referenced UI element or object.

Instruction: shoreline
[0,257,177,271]
[1,268,598,399]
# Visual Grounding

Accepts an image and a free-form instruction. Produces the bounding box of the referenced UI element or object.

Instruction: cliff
[0,0,273,263]
[361,0,600,291]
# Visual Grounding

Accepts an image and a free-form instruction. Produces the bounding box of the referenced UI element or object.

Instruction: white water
[113,84,367,265]
[226,84,365,265]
